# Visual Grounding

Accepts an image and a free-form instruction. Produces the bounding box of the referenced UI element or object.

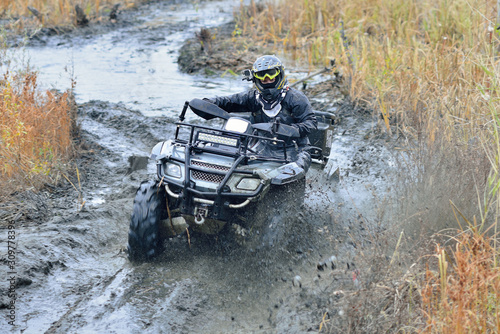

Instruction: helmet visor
[254,68,280,81]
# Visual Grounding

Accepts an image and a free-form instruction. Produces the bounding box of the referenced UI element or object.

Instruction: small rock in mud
[293,275,302,288]
[317,261,326,271]
[328,255,338,269]
[16,277,33,287]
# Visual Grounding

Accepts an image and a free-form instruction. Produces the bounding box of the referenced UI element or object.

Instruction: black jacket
[210,87,317,147]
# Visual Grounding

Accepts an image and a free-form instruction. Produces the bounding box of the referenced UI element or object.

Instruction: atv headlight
[236,178,261,191]
[165,163,182,179]
[224,117,251,134]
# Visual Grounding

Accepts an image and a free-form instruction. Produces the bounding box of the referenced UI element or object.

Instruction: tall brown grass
[0,0,138,28]
[236,0,500,331]
[422,227,500,333]
[236,0,499,147]
[0,71,76,194]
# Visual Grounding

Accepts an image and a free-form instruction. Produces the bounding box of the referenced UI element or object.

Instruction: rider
[204,55,317,172]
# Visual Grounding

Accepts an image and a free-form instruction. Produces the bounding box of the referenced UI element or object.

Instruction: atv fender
[150,141,165,160]
[255,162,306,185]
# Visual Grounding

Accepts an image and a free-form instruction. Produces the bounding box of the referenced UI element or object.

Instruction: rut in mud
[0,1,396,333]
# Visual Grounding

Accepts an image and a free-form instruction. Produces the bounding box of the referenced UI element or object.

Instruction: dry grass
[0,71,77,195]
[235,0,500,332]
[236,0,499,147]
[0,0,138,29]
[422,227,500,333]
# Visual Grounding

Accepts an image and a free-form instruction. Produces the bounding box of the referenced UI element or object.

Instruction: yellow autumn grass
[0,71,77,194]
[236,0,500,331]
[236,0,499,144]
[0,0,138,27]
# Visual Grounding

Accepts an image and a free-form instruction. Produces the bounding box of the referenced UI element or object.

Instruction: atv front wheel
[127,180,167,261]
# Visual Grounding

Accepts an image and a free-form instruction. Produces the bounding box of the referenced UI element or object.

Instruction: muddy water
[28,0,251,118]
[1,1,396,333]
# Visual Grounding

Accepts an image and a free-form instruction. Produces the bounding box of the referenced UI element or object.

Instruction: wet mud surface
[1,1,396,333]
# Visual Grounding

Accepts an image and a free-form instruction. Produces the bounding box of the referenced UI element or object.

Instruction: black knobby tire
[127,180,167,261]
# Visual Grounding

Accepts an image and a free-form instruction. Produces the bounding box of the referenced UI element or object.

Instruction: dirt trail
[0,2,396,333]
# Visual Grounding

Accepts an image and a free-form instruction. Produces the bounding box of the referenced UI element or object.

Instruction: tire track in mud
[45,267,126,333]
[46,265,200,333]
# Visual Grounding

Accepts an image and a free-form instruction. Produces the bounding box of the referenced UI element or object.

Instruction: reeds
[422,227,500,333]
[237,0,499,144]
[0,0,138,28]
[0,71,76,194]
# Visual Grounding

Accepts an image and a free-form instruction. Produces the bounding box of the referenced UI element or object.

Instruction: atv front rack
[174,122,291,162]
[157,122,297,221]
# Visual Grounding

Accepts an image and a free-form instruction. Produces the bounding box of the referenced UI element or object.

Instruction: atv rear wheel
[128,180,167,261]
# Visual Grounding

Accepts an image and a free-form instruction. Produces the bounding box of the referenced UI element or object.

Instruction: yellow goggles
[254,68,280,81]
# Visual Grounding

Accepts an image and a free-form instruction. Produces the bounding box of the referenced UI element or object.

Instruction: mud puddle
[26,0,251,117]
[1,1,396,333]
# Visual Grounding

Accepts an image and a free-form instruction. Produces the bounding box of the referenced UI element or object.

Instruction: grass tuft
[422,228,500,333]
[0,70,77,195]
[0,0,139,30]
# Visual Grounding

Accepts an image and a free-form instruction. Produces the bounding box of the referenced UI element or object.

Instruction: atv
[127,98,334,261]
